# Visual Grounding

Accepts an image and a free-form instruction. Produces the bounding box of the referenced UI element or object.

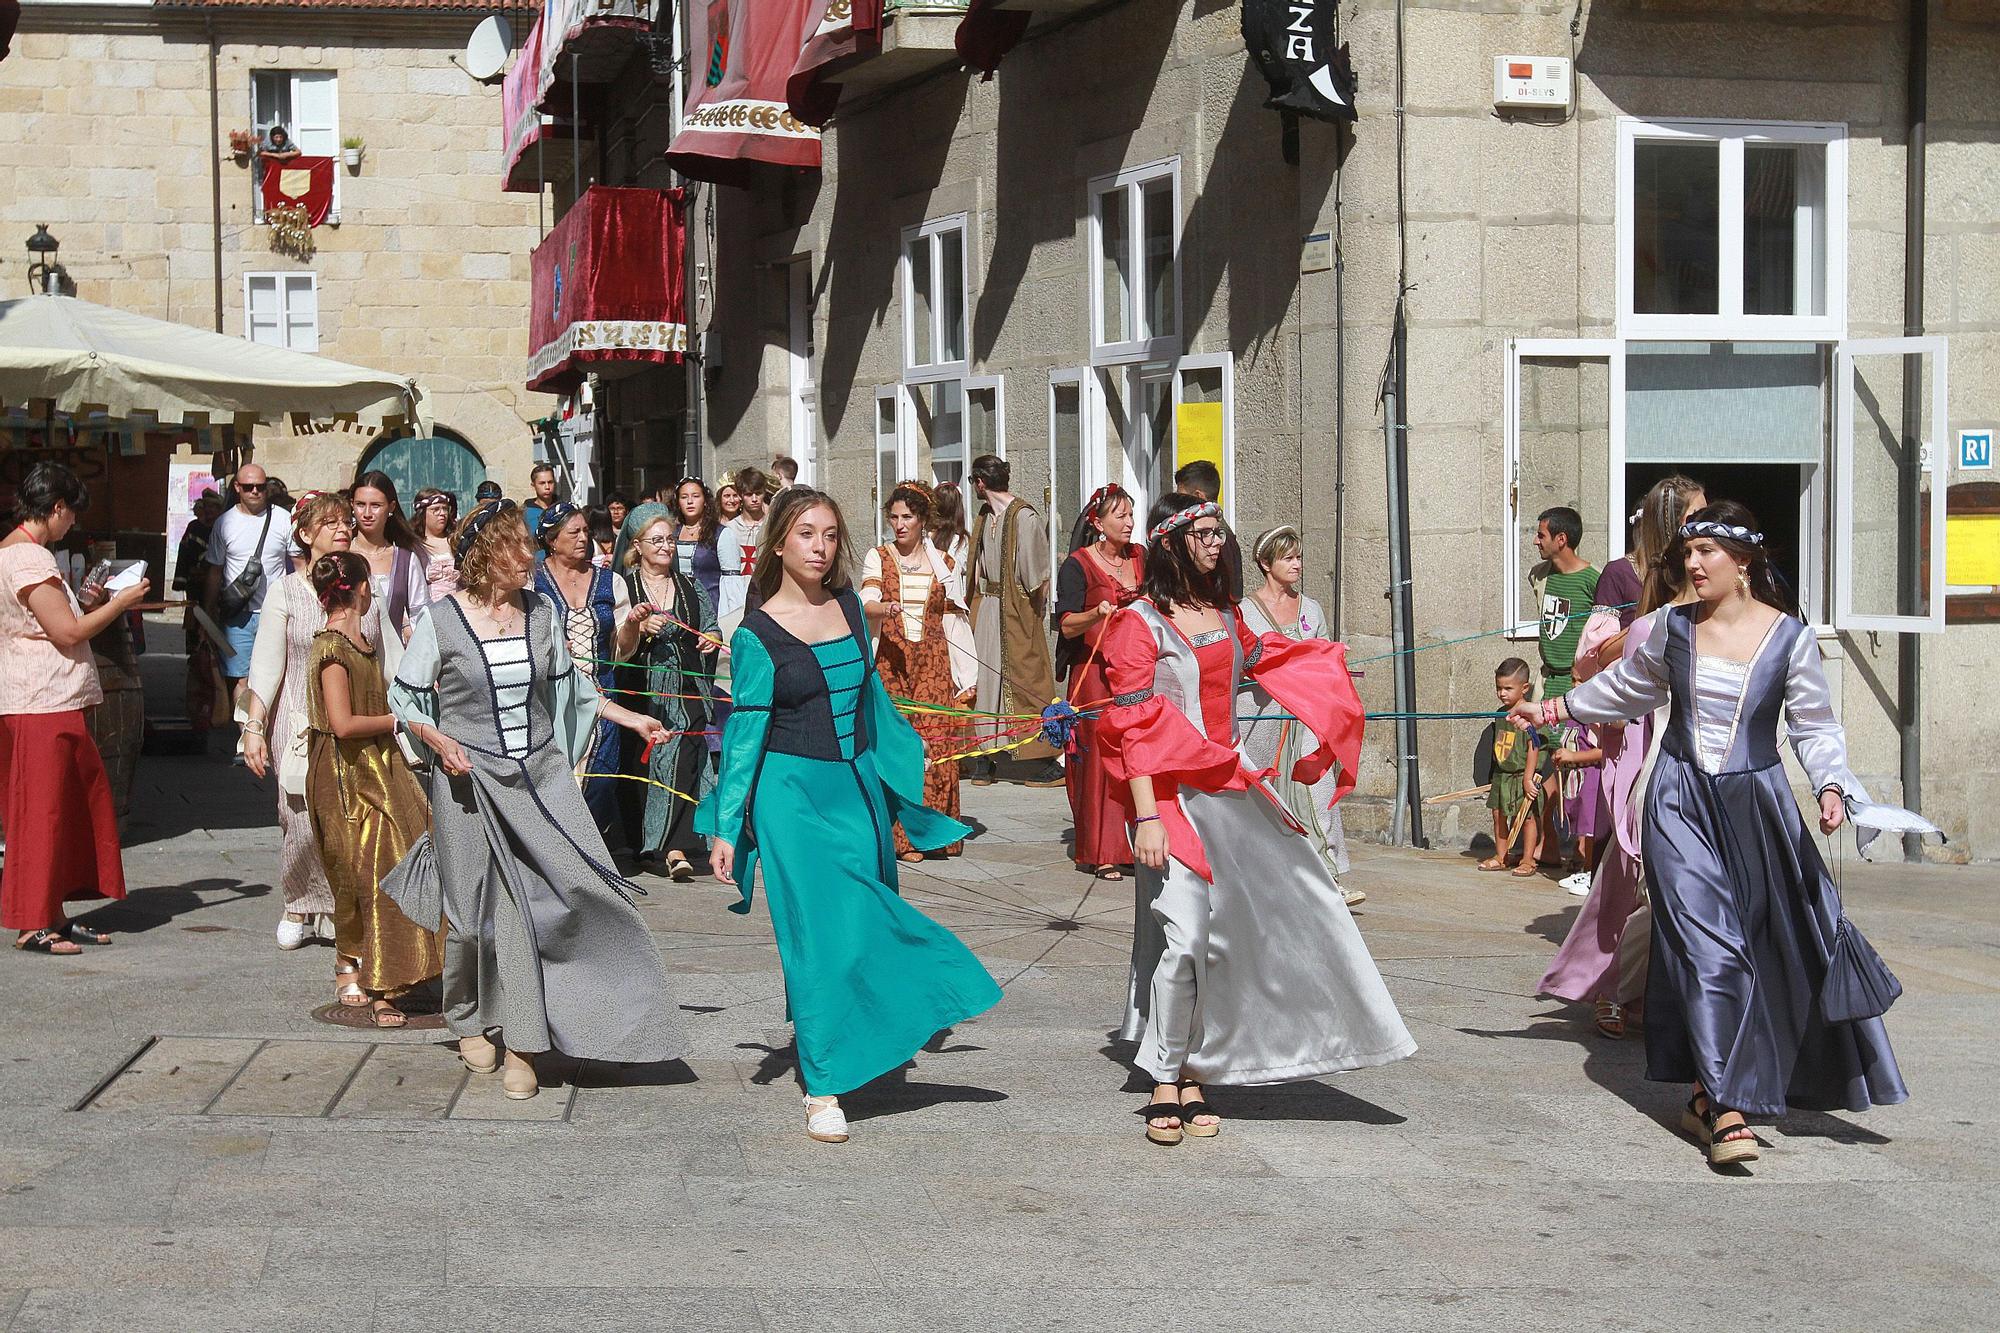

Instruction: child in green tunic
[1481,658,1543,875]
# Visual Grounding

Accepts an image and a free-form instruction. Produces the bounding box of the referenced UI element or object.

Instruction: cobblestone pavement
[2,749,1996,1331]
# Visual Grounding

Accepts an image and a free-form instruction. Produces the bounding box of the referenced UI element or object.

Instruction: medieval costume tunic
[534,558,629,831]
[1053,543,1145,869]
[1099,600,1415,1085]
[1236,591,1350,883]
[861,540,969,857]
[304,630,444,996]
[698,592,1002,1097]
[968,496,1058,761]
[1561,606,1929,1116]
[385,596,688,1064]
[622,546,719,863]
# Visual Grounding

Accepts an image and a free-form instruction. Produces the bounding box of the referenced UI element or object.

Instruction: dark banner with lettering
[1241,0,1356,124]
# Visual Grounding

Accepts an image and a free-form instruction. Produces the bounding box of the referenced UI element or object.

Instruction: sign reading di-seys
[1241,0,1358,124]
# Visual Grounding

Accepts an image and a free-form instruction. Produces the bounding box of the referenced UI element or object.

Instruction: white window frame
[1047,367,1102,561]
[251,69,342,225]
[873,384,908,542]
[1088,158,1182,367]
[964,372,1006,466]
[1833,335,1950,634]
[1173,351,1235,521]
[787,257,817,486]
[900,214,969,384]
[1616,117,1845,342]
[1087,352,1235,525]
[243,270,320,351]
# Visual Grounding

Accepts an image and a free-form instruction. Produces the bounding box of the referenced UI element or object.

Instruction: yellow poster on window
[1175,402,1225,491]
[1946,514,2000,586]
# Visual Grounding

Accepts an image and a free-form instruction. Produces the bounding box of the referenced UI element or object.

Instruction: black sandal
[13,929,82,955]
[59,921,111,946]
[1705,1107,1760,1166]
[1142,1102,1183,1146]
[1679,1091,1712,1144]
[1178,1097,1220,1138]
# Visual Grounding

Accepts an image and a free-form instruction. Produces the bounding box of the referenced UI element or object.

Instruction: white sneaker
[275,915,313,950]
[1560,870,1593,897]
[804,1095,849,1143]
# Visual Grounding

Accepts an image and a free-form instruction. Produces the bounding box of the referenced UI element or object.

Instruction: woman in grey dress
[1100,496,1414,1145]
[1524,502,1934,1168]
[1236,525,1360,906]
[385,501,687,1101]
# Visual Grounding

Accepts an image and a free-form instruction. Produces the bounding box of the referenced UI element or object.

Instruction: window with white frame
[786,257,817,485]
[902,216,967,379]
[252,70,340,222]
[1618,119,1844,340]
[245,272,319,351]
[1090,159,1180,363]
[882,214,1003,513]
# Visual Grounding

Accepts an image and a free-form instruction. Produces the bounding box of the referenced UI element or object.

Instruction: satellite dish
[464,15,514,83]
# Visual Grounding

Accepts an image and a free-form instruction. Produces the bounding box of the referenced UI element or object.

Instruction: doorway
[1625,461,1807,614]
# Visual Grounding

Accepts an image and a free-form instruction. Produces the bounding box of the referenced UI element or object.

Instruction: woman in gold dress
[305,551,444,1026]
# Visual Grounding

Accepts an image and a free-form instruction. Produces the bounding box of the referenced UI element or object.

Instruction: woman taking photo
[1,462,148,954]
[304,551,443,1027]
[412,488,460,598]
[245,492,384,958]
[349,470,428,642]
[1100,495,1414,1145]
[1053,484,1142,880]
[386,501,684,1099]
[534,503,630,834]
[860,480,970,862]
[702,488,1001,1143]
[615,501,719,881]
[1522,501,1929,1168]
[1237,526,1360,907]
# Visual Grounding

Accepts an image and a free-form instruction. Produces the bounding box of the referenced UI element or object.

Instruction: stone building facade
[0,0,545,499]
[551,0,2000,858]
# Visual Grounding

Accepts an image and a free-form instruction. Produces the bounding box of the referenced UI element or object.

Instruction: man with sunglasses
[202,463,293,728]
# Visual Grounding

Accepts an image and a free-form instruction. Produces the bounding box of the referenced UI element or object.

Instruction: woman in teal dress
[702,488,1003,1144]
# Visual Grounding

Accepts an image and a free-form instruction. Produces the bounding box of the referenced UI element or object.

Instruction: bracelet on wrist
[242,720,265,737]
[1133,813,1161,825]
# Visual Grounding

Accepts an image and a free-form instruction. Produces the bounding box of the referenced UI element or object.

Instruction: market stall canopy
[0,293,423,431]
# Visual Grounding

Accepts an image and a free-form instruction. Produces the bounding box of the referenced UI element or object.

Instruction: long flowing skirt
[1065,657,1131,868]
[0,711,125,930]
[1642,754,1906,1116]
[1120,784,1415,1085]
[306,739,444,995]
[1539,844,1644,1005]
[751,747,1001,1096]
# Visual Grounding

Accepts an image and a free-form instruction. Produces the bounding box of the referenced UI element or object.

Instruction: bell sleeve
[387,607,443,766]
[1233,611,1365,802]
[1094,609,1243,799]
[1781,626,1943,852]
[1562,609,1671,726]
[866,667,975,853]
[696,625,775,912]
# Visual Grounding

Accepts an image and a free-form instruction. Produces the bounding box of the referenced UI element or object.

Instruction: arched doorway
[358,428,487,515]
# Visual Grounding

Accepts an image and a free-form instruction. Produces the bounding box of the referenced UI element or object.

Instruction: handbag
[216,506,275,621]
[1820,915,1903,1023]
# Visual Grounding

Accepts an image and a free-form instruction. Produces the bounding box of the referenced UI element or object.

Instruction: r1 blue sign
[1961,428,1994,471]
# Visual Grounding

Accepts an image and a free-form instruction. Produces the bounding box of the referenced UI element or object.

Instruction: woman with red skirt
[2,462,150,955]
[1054,485,1144,880]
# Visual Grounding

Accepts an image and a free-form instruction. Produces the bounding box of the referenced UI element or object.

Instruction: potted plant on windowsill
[341,136,365,170]
[228,129,256,162]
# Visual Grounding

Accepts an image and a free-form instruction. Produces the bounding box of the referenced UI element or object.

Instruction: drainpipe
[1330,154,1346,638]
[677,0,703,480]
[206,18,223,332]
[1898,0,1927,862]
[1383,300,1424,847]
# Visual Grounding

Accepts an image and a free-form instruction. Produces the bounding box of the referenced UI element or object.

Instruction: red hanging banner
[666,0,823,185]
[260,155,335,227]
[787,0,882,128]
[528,186,687,395]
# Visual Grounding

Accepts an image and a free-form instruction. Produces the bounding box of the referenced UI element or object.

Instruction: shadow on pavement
[78,877,272,934]
[1524,906,1579,946]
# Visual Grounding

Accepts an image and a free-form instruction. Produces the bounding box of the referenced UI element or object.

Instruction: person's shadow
[1099,1033,1406,1125]
[74,877,271,935]
[736,1027,1008,1123]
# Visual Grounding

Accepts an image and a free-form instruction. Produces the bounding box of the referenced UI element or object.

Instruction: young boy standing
[1482,659,1542,875]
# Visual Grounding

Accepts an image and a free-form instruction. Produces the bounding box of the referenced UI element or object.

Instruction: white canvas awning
[0,293,423,432]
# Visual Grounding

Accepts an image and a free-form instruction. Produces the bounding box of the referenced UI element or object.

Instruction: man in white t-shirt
[202,463,293,705]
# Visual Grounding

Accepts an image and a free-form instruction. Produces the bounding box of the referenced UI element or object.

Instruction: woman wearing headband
[861,480,973,861]
[1099,494,1413,1145]
[1053,483,1143,879]
[412,488,460,597]
[385,501,684,1099]
[1517,500,1934,1168]
[1237,525,1361,907]
[535,501,631,835]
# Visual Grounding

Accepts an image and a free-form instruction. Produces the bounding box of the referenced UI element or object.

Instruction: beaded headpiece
[1148,500,1222,545]
[456,499,518,561]
[1680,520,1763,546]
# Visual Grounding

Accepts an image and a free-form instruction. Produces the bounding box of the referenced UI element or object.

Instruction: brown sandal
[1477,857,1508,872]
[1594,1001,1625,1039]
[368,998,408,1029]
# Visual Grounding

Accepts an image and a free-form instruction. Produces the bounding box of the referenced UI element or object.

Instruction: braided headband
[535,500,581,539]
[1252,524,1300,564]
[415,492,455,514]
[1680,520,1763,546]
[1082,483,1121,523]
[1149,500,1221,545]
[456,499,518,560]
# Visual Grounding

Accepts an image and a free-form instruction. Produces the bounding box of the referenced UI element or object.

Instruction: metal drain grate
[73,1036,576,1122]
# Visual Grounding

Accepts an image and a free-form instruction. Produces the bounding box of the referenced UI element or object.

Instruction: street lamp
[26,225,63,295]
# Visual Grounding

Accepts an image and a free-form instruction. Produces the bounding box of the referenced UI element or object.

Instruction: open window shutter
[291,72,340,217]
[247,276,283,346]
[283,275,318,351]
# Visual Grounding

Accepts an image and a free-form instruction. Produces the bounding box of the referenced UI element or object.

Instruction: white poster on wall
[165,462,224,595]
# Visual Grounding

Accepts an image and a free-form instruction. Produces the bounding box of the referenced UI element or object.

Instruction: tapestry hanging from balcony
[528,186,687,395]
[666,0,823,184]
